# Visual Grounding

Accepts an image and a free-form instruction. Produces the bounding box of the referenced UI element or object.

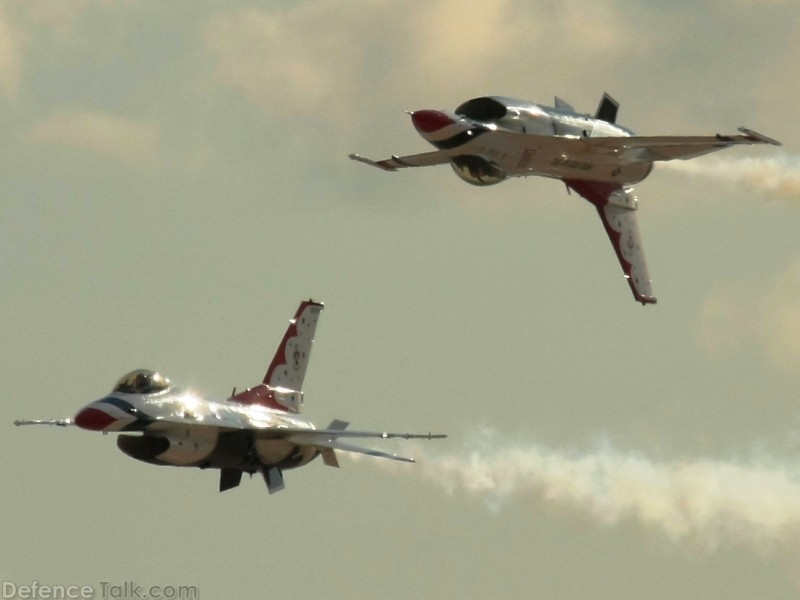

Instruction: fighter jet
[350,94,781,304]
[15,300,445,494]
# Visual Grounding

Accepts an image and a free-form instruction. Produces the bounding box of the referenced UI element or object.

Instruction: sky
[3,0,800,598]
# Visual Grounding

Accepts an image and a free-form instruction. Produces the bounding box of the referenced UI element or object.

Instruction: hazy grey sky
[3,1,800,598]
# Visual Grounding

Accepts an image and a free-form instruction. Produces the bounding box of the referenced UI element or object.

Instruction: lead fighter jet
[351,94,781,304]
[15,300,445,494]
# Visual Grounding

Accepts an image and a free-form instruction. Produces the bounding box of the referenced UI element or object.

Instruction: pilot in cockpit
[113,369,171,394]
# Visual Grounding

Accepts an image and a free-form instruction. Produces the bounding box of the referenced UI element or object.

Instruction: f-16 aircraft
[15,300,445,494]
[350,94,780,304]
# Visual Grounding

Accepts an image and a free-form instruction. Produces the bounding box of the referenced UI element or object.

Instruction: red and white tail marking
[263,300,323,390]
[231,300,324,412]
[565,180,656,305]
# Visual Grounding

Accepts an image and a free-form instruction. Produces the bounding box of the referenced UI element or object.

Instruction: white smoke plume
[663,154,800,203]
[358,431,800,554]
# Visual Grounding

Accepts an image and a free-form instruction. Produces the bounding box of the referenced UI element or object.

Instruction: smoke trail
[358,431,800,554]
[662,154,800,203]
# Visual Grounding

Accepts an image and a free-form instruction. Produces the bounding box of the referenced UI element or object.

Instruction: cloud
[758,261,800,372]
[699,260,800,373]
[0,3,23,97]
[27,110,159,165]
[394,0,535,91]
[204,2,374,126]
[698,282,755,357]
[203,0,652,129]
[15,0,142,32]
[16,0,93,32]
[716,0,795,9]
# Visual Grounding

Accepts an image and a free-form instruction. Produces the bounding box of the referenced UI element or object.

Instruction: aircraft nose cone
[411,109,455,134]
[74,406,117,431]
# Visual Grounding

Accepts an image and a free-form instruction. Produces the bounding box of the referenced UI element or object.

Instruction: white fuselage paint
[422,98,653,185]
[76,386,317,467]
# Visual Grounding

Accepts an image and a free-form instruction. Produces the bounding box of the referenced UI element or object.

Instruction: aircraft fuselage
[75,382,319,473]
[411,96,652,186]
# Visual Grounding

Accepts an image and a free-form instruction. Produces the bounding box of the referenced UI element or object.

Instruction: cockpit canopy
[113,369,172,394]
[455,97,508,122]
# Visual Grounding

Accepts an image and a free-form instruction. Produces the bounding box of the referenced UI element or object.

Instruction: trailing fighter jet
[350,94,781,304]
[15,300,445,494]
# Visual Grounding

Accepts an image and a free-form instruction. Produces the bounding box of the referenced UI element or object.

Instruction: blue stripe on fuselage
[429,126,490,150]
[99,397,155,430]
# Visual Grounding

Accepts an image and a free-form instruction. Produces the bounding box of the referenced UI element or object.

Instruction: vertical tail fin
[263,299,323,391]
[594,93,619,124]
[231,299,324,412]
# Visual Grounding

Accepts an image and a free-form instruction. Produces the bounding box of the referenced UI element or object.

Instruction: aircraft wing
[564,179,656,305]
[140,407,447,438]
[584,127,780,162]
[287,421,445,464]
[289,436,417,463]
[349,150,451,171]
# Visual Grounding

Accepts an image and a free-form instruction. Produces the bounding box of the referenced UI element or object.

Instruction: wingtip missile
[14,418,73,427]
[349,153,398,171]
